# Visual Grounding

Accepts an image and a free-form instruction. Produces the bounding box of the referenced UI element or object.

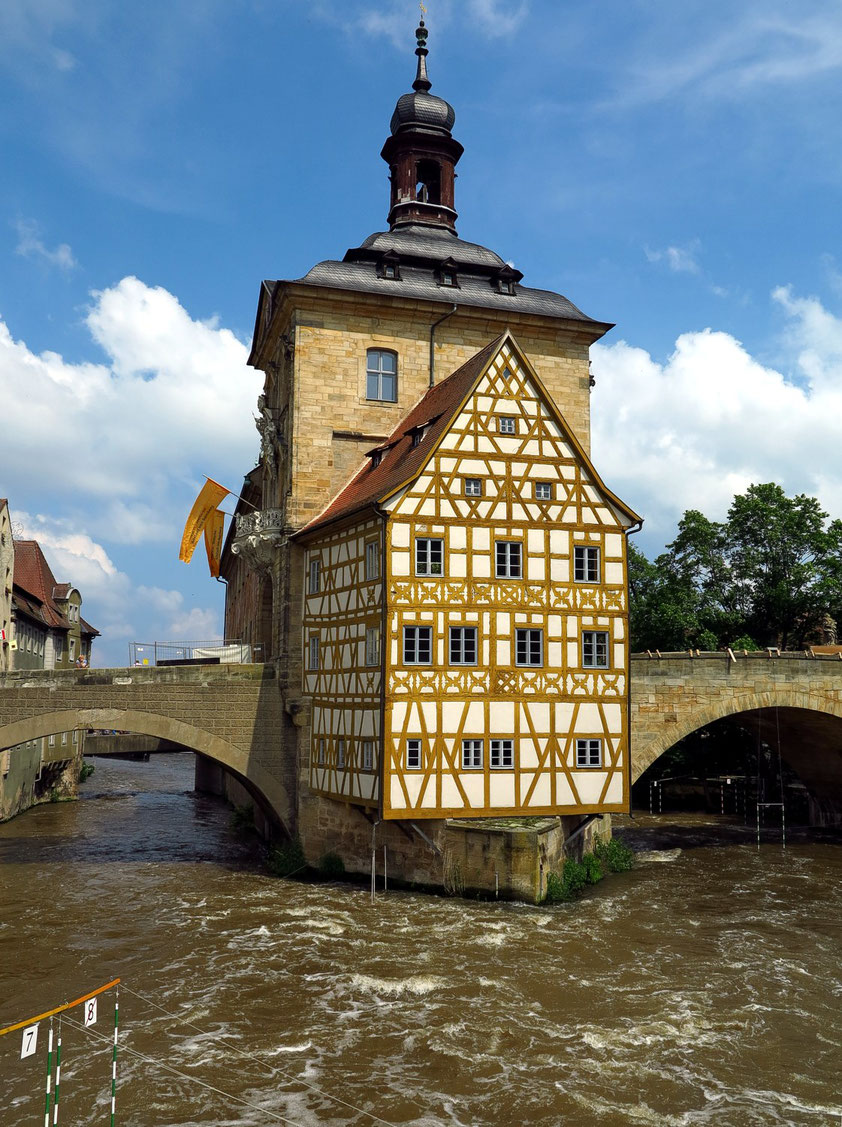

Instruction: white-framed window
[365,540,380,581]
[462,739,483,769]
[69,639,76,661]
[72,729,78,744]
[495,541,522,579]
[403,626,432,664]
[515,628,543,667]
[365,626,380,667]
[56,640,63,661]
[582,630,609,668]
[337,739,346,769]
[61,730,67,744]
[534,482,553,501]
[406,739,422,770]
[574,546,600,583]
[449,626,477,665]
[415,537,443,576]
[491,739,514,769]
[440,267,457,287]
[576,738,602,768]
[498,415,516,434]
[308,558,321,594]
[318,738,325,766]
[366,349,397,402]
[363,741,374,770]
[308,634,320,671]
[48,734,55,747]
[464,477,482,497]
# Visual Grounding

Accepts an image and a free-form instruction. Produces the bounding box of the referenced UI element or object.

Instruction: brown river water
[1,752,841,1126]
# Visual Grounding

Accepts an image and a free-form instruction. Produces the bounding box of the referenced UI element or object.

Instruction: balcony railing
[234,508,284,537]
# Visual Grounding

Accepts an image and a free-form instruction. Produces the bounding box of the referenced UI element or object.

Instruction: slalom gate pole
[44,1019,54,1127]
[52,1016,62,1126]
[110,988,119,1127]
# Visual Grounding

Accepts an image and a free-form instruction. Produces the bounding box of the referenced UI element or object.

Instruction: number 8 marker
[84,998,97,1027]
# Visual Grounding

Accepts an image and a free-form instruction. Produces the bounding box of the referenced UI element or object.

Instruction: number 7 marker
[20,1023,38,1059]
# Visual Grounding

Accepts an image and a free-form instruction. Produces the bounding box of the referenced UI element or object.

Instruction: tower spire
[413,15,431,93]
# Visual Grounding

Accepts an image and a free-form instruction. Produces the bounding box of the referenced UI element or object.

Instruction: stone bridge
[2,653,842,830]
[631,651,842,808]
[0,664,295,833]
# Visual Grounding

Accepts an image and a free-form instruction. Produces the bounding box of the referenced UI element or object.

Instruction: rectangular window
[308,558,321,594]
[495,541,522,579]
[515,628,543,667]
[308,634,320,671]
[449,626,477,665]
[365,540,380,581]
[576,738,602,768]
[366,349,397,402]
[403,626,432,664]
[72,729,78,744]
[574,546,600,583]
[337,739,345,769]
[363,741,374,771]
[491,739,514,769]
[48,734,55,747]
[415,537,444,576]
[582,630,609,668]
[406,739,422,770]
[534,482,553,501]
[498,416,516,434]
[464,478,482,497]
[318,738,325,766]
[365,626,380,667]
[462,739,483,769]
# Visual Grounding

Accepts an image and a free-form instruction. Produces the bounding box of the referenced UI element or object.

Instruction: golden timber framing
[296,332,641,820]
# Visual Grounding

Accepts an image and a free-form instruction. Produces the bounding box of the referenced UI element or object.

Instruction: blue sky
[2,0,842,665]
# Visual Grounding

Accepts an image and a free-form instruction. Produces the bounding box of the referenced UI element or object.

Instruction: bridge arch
[0,664,294,836]
[630,655,842,811]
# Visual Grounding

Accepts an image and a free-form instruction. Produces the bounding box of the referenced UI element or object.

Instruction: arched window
[366,349,397,402]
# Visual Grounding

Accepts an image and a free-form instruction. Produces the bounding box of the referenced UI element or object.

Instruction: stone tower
[222,19,618,860]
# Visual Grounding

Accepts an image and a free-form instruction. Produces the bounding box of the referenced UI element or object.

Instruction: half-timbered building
[295,331,640,821]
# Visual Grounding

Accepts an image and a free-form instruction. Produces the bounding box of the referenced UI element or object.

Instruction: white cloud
[314,0,528,47]
[616,6,842,107]
[591,287,842,549]
[15,512,223,664]
[14,218,76,271]
[0,276,261,523]
[645,241,701,275]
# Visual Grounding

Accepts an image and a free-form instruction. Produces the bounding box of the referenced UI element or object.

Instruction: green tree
[630,484,842,651]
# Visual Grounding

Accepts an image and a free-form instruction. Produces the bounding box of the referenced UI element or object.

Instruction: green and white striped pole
[110,989,119,1127]
[52,1017,62,1126]
[43,1019,53,1127]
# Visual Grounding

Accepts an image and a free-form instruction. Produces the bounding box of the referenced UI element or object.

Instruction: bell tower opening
[415,159,442,205]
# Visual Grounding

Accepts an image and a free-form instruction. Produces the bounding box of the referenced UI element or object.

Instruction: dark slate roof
[280,224,610,330]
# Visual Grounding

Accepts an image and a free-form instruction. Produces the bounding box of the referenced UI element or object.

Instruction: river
[1,753,840,1126]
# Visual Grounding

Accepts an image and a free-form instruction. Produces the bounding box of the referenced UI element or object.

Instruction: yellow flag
[203,508,225,578]
[179,478,229,564]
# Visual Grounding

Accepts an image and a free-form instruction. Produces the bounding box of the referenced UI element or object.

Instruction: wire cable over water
[117,984,404,1127]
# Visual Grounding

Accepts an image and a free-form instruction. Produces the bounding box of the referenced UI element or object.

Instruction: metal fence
[128,639,262,666]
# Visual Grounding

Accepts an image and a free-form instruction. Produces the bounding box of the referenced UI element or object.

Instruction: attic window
[410,427,427,448]
[371,451,383,468]
[495,268,518,295]
[380,252,401,281]
[438,259,459,288]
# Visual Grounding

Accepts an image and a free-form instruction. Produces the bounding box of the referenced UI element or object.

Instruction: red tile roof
[12,540,98,635]
[295,334,505,537]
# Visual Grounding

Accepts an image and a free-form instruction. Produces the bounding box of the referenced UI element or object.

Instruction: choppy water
[1,754,841,1126]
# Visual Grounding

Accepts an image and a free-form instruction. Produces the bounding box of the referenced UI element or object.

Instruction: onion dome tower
[380,17,464,232]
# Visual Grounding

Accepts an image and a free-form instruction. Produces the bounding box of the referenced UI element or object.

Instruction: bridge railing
[128,639,263,666]
[632,649,842,663]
